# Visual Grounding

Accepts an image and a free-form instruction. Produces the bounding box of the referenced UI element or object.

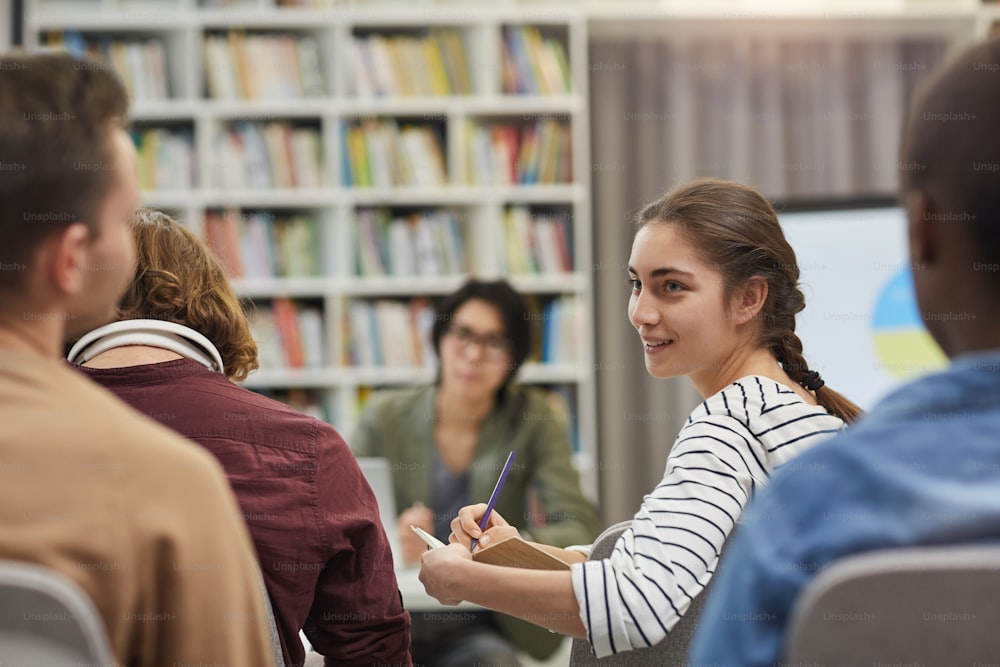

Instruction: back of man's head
[0,53,129,303]
[900,37,1000,277]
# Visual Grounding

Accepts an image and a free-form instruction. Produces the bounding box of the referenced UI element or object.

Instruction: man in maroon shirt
[68,209,412,667]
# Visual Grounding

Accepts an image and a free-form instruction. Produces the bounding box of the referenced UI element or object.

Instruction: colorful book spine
[345,299,437,368]
[203,210,320,279]
[353,208,465,277]
[350,29,471,97]
[209,122,322,190]
[501,26,572,96]
[343,120,446,187]
[203,30,325,100]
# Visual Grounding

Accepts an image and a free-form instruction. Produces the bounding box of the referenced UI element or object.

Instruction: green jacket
[351,383,600,659]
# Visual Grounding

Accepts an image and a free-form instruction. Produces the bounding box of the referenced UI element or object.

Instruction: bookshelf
[23,1,598,499]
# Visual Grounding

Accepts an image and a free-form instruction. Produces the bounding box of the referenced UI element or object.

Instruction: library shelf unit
[23,0,598,499]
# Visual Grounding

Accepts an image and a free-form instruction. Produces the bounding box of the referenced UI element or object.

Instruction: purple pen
[470,450,516,553]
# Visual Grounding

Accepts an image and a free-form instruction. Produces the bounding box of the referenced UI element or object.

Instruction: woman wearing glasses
[351,278,600,667]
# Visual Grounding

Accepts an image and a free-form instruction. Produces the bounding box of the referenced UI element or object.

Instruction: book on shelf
[523,296,578,365]
[499,206,573,275]
[348,300,380,367]
[343,123,372,187]
[353,208,465,277]
[501,26,572,96]
[386,219,416,276]
[132,127,195,191]
[249,305,283,370]
[375,300,410,368]
[534,213,573,274]
[399,127,448,187]
[296,36,326,98]
[204,210,321,279]
[410,297,437,372]
[422,37,451,95]
[343,119,447,187]
[346,299,436,369]
[275,215,322,278]
[354,208,387,276]
[240,212,273,280]
[263,123,295,189]
[439,29,472,97]
[540,298,558,363]
[210,122,322,190]
[249,298,324,370]
[271,297,304,368]
[545,385,579,453]
[203,30,324,100]
[297,306,324,368]
[204,209,245,278]
[350,29,471,97]
[204,34,239,100]
[467,119,571,185]
[502,205,536,274]
[411,526,571,571]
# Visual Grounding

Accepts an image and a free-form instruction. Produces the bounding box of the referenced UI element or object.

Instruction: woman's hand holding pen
[449,503,520,551]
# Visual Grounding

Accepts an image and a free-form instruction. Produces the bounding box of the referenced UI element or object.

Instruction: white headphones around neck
[67,319,225,374]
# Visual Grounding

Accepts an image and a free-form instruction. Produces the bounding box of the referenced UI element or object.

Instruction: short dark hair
[431,279,531,389]
[0,52,129,296]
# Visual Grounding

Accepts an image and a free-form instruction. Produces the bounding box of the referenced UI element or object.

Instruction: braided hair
[637,178,862,423]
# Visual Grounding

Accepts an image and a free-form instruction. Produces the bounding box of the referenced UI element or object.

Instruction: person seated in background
[418,179,862,659]
[351,278,601,667]
[67,209,411,667]
[0,53,276,666]
[688,36,1000,667]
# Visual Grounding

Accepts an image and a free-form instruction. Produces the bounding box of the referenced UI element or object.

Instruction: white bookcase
[24,0,598,500]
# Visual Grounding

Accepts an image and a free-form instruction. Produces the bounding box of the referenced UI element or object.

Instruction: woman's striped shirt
[571,375,846,658]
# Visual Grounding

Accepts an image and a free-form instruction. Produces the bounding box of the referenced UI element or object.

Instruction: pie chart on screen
[871,268,947,380]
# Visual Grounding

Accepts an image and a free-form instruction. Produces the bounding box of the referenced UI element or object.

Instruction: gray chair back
[0,560,115,667]
[569,520,733,666]
[785,545,1000,666]
[255,567,287,667]
[0,559,286,667]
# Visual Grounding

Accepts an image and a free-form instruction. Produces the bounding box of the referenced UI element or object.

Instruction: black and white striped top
[571,375,845,658]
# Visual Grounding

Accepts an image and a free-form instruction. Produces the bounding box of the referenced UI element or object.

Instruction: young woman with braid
[417,178,861,659]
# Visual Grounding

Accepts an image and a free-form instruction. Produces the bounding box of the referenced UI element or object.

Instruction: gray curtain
[587,34,947,525]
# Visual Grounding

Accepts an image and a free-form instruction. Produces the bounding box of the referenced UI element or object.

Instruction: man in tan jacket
[0,52,276,666]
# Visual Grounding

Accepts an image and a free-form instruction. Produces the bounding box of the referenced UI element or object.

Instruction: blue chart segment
[871,268,947,379]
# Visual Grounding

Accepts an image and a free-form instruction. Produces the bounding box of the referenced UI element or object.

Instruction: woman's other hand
[397,502,434,565]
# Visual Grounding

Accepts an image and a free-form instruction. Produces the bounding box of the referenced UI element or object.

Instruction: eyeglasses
[444,323,513,360]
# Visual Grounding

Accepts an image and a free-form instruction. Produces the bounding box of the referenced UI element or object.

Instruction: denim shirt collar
[861,348,1000,426]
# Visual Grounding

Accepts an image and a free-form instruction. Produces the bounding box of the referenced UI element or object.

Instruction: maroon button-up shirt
[79,359,411,667]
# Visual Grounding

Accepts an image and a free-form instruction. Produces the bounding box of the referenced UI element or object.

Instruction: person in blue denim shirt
[689,35,1000,667]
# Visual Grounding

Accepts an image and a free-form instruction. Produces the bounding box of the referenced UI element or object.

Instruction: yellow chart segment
[872,328,947,380]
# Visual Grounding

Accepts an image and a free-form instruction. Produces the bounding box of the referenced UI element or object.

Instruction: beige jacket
[0,350,276,666]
